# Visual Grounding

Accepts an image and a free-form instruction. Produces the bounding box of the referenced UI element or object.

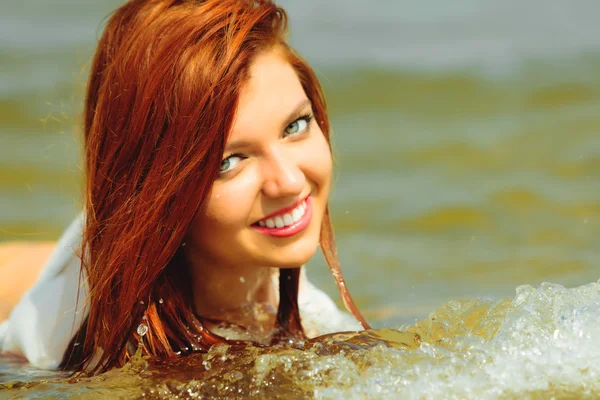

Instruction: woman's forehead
[228,49,310,141]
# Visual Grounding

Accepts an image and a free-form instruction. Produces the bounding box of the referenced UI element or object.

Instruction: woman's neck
[183,247,279,338]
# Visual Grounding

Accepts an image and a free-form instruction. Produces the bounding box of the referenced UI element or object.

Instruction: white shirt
[0,214,359,369]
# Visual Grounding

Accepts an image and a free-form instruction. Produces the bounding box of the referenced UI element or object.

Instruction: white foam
[312,281,600,399]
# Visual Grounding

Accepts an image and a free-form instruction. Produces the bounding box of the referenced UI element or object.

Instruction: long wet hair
[64,0,370,374]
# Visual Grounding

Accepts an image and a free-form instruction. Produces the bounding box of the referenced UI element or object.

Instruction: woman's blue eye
[220,155,242,173]
[285,114,312,136]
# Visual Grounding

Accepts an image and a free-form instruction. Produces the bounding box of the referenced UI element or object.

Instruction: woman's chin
[261,239,319,269]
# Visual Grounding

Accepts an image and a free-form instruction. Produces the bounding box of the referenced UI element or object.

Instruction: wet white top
[0,214,359,369]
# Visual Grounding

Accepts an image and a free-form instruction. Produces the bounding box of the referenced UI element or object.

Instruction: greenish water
[320,65,600,318]
[1,0,600,398]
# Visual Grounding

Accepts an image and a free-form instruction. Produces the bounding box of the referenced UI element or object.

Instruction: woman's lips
[251,196,312,238]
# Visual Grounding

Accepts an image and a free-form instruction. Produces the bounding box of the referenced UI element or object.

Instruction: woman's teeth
[258,201,307,228]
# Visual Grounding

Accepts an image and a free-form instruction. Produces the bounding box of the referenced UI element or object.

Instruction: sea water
[2,280,600,398]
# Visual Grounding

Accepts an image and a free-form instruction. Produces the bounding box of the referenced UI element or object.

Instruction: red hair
[64,0,369,374]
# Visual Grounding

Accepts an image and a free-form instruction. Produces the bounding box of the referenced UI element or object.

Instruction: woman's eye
[220,155,243,173]
[284,114,313,136]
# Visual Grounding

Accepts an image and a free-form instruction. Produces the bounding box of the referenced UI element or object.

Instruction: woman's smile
[251,194,313,238]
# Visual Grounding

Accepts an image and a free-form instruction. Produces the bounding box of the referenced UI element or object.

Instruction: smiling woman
[184,49,337,334]
[0,0,369,374]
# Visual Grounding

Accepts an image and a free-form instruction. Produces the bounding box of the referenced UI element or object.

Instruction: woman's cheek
[205,176,259,228]
[305,134,333,189]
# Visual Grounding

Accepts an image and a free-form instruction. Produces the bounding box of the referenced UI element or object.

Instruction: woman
[0,0,369,374]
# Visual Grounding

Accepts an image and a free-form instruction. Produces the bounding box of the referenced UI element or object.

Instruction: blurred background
[1,0,598,325]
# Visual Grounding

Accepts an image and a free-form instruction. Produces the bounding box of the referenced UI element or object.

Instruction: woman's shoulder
[298,271,362,337]
[0,241,56,321]
[0,213,88,369]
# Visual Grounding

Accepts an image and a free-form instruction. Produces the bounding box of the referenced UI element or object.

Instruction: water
[1,0,599,398]
[3,281,600,398]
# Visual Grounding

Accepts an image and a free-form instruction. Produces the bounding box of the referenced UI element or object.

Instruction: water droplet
[181,242,187,247]
[202,360,212,370]
[137,323,149,337]
[159,298,164,304]
[239,277,246,283]
[140,300,145,305]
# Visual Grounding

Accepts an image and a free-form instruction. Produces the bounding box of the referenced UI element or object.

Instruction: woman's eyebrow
[281,98,312,128]
[224,98,312,154]
[224,139,253,154]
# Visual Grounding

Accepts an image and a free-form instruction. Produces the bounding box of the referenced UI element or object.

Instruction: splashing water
[311,281,600,399]
[2,280,600,399]
[137,324,149,338]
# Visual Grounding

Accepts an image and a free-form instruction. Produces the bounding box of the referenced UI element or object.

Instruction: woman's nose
[260,149,305,199]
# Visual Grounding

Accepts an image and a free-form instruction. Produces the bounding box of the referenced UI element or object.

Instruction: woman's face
[186,48,332,271]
